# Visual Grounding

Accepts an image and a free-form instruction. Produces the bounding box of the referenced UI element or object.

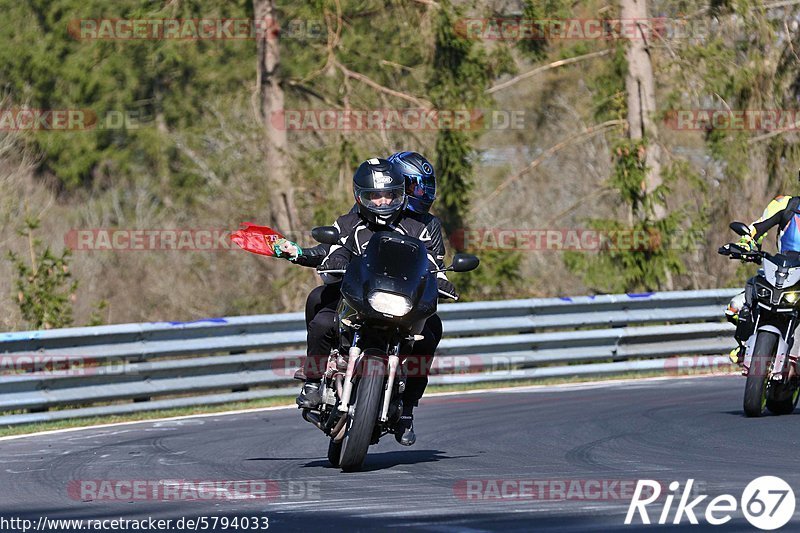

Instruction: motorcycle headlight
[782,291,800,304]
[368,291,412,317]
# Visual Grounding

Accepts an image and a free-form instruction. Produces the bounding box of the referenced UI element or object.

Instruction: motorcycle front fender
[744,325,791,374]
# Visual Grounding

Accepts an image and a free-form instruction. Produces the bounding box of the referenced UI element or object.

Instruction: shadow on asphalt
[302,448,475,471]
[244,456,317,461]
[720,410,800,416]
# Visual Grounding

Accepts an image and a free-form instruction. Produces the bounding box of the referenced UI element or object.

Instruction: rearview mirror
[312,226,340,245]
[451,253,480,273]
[729,221,750,236]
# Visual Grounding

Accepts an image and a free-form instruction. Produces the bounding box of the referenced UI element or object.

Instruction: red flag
[230,222,285,257]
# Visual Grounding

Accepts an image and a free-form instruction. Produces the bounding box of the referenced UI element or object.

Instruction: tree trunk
[620,0,664,220]
[254,0,300,310]
[255,0,298,236]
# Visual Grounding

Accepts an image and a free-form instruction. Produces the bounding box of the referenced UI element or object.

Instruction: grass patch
[425,367,735,393]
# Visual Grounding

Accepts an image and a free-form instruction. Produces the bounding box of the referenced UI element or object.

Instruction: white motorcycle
[719,222,800,417]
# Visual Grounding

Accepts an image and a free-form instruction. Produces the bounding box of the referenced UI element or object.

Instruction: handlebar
[317,267,460,277]
[718,243,765,263]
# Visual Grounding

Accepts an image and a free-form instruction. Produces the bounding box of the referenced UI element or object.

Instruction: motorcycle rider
[275,157,456,445]
[282,151,448,330]
[726,172,800,364]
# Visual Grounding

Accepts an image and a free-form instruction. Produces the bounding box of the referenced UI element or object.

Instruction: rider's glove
[273,238,303,262]
[736,233,757,253]
[437,278,459,300]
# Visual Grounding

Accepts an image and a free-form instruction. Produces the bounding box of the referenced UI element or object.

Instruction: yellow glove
[736,233,756,252]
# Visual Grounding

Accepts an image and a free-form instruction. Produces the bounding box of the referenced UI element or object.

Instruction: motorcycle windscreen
[361,232,430,292]
[764,254,800,287]
[340,231,438,326]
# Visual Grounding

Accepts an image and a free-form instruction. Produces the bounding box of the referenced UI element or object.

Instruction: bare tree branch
[486,49,612,95]
[783,18,800,63]
[544,188,617,226]
[173,137,222,187]
[748,122,800,143]
[470,119,626,216]
[334,59,432,109]
[765,0,800,9]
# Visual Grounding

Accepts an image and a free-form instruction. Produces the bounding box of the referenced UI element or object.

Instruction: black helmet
[388,151,436,214]
[353,158,407,225]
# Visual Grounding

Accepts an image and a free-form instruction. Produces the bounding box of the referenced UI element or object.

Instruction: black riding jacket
[296,206,446,269]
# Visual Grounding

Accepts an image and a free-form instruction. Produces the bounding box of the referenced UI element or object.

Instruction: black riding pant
[303,284,443,406]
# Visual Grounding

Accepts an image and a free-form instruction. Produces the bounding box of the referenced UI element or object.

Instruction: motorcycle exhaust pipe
[301,410,325,430]
[331,415,348,442]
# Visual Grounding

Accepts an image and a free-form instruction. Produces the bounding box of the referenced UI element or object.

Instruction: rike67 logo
[626,477,796,530]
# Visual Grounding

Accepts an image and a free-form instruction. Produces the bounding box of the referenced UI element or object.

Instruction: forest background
[1,0,794,330]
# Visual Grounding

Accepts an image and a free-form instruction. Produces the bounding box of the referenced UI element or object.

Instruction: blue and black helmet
[387,151,436,214]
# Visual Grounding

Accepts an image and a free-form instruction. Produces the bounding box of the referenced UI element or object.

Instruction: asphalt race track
[1,375,799,532]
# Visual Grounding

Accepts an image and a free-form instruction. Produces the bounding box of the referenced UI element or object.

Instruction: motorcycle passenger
[727,174,800,364]
[276,157,454,446]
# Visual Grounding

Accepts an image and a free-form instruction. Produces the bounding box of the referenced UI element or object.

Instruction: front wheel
[743,331,777,417]
[339,356,385,472]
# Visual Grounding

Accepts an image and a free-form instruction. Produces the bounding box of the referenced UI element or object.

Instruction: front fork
[380,353,400,422]
[743,317,798,381]
[337,335,402,421]
[338,333,361,413]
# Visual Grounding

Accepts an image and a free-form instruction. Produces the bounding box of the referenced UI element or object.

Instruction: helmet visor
[356,186,406,214]
[404,174,436,205]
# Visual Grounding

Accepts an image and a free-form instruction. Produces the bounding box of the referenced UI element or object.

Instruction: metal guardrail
[0,289,740,426]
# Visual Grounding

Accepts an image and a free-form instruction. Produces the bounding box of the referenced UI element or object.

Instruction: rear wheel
[339,357,385,472]
[743,332,777,417]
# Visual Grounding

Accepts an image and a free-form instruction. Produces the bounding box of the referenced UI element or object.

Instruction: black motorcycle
[303,226,479,472]
[301,226,479,471]
[719,221,800,417]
